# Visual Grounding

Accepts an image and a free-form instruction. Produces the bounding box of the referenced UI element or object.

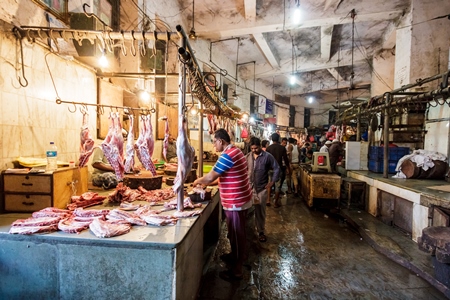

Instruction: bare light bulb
[293,7,302,24]
[190,106,198,115]
[308,96,314,104]
[290,74,296,85]
[139,90,150,102]
[99,53,108,68]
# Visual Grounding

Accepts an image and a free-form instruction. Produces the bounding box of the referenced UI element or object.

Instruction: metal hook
[120,31,127,56]
[16,37,28,87]
[130,31,137,56]
[49,29,60,53]
[80,103,88,114]
[68,102,77,113]
[141,31,147,56]
[94,105,103,115]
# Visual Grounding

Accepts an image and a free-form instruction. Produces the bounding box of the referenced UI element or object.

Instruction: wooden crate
[299,166,341,208]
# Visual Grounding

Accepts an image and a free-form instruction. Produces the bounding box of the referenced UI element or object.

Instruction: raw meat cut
[101,113,125,181]
[173,210,202,218]
[134,115,157,175]
[11,216,61,227]
[107,209,146,226]
[124,114,135,173]
[161,116,170,162]
[172,115,195,195]
[58,218,91,233]
[89,218,131,238]
[73,208,110,218]
[140,214,178,226]
[78,112,96,167]
[9,224,58,235]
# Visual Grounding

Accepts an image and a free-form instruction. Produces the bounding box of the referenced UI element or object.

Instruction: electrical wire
[397,13,450,30]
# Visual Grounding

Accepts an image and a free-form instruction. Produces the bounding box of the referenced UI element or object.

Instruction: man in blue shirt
[246,137,280,242]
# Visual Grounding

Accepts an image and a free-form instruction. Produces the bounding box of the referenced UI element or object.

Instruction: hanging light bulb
[293,0,302,24]
[290,74,296,85]
[308,96,314,104]
[138,90,150,103]
[99,49,108,68]
[190,105,198,115]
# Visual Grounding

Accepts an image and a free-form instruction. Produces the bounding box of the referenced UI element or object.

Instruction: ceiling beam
[320,25,333,60]
[249,49,369,80]
[327,68,345,82]
[252,32,280,68]
[198,10,404,39]
[244,0,256,22]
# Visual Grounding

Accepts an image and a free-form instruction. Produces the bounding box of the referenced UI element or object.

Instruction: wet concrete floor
[197,194,448,299]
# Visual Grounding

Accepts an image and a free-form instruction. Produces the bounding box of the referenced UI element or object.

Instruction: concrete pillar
[395,0,450,89]
[372,49,395,96]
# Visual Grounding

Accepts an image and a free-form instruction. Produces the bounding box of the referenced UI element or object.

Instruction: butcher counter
[0,188,221,299]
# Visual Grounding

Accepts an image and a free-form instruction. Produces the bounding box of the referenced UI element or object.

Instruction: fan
[189,0,197,40]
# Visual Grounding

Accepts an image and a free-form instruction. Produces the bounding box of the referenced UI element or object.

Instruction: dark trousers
[225,209,248,275]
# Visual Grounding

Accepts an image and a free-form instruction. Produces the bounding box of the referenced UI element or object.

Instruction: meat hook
[68,102,77,113]
[120,31,127,56]
[140,31,147,56]
[49,29,60,53]
[80,103,88,114]
[96,105,104,115]
[130,31,137,56]
[16,37,28,87]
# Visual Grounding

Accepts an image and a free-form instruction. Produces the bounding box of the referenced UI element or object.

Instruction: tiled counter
[0,191,221,299]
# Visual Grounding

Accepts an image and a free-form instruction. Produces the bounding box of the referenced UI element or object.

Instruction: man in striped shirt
[193,129,252,281]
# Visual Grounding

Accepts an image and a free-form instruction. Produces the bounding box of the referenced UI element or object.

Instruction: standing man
[320,140,332,152]
[193,129,252,281]
[288,138,301,197]
[284,138,293,194]
[266,133,290,208]
[246,137,280,243]
[329,139,342,172]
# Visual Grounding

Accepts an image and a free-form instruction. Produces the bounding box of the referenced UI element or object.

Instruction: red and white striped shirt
[213,145,252,210]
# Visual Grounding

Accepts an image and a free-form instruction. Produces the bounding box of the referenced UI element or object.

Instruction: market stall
[0,188,221,299]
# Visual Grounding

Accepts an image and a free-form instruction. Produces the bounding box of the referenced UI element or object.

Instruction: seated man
[91,147,118,190]
[165,134,177,162]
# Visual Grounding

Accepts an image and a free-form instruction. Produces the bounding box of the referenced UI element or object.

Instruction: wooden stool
[311,152,331,173]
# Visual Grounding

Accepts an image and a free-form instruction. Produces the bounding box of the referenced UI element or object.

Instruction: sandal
[259,232,267,242]
[219,270,243,282]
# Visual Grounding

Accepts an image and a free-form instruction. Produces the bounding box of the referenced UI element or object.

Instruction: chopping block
[123,171,163,190]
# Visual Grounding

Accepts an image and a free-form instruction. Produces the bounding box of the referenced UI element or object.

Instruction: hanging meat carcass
[134,115,157,176]
[146,114,155,157]
[101,113,125,181]
[161,116,170,162]
[124,114,135,173]
[207,114,215,134]
[78,112,96,167]
[172,115,195,194]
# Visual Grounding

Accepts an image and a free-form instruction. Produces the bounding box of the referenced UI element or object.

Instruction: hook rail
[55,99,156,115]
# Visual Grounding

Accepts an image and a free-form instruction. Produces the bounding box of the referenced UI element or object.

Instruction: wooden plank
[156,103,178,140]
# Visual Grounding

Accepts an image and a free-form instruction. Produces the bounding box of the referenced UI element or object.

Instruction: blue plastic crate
[369,146,410,160]
[368,159,398,173]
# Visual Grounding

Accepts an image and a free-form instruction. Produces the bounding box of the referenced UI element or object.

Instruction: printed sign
[258,96,266,114]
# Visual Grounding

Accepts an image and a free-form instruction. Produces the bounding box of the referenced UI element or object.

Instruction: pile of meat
[68,192,107,210]
[107,183,176,203]
[9,196,202,237]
